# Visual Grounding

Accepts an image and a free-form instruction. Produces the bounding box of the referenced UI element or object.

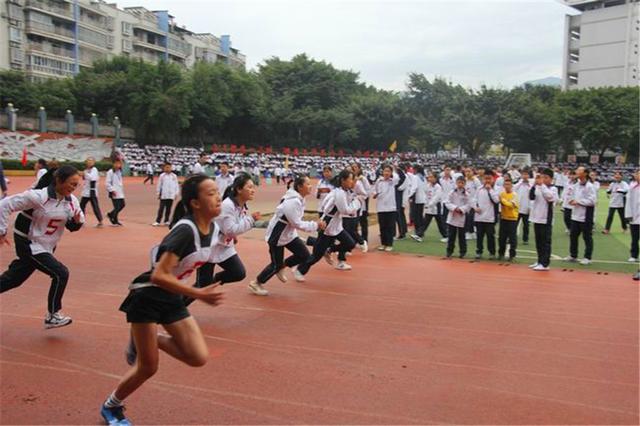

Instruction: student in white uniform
[249,176,326,295]
[294,169,360,278]
[80,157,104,227]
[625,170,640,262]
[445,176,470,258]
[143,163,154,185]
[603,171,629,234]
[473,171,500,259]
[0,165,84,329]
[413,171,444,242]
[32,159,48,188]
[439,166,455,240]
[514,168,532,245]
[409,165,427,242]
[153,162,179,226]
[210,174,260,287]
[561,170,577,234]
[373,164,399,251]
[191,153,208,175]
[215,162,234,199]
[353,162,371,247]
[106,159,126,226]
[315,166,334,217]
[529,168,559,271]
[394,164,409,240]
[565,167,597,265]
[463,167,481,240]
[101,175,224,426]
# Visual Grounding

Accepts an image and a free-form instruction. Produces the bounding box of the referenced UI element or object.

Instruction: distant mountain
[523,77,562,87]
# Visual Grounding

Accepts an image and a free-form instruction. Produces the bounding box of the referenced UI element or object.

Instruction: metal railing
[25,19,74,39]
[27,41,74,58]
[25,63,74,77]
[24,0,73,19]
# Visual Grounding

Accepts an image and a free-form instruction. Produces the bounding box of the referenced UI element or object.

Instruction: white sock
[104,391,123,408]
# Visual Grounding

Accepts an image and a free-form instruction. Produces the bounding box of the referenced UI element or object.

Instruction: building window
[122,21,132,36]
[9,26,23,43]
[122,39,132,52]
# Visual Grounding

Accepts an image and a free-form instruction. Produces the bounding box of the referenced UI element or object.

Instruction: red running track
[0,176,638,424]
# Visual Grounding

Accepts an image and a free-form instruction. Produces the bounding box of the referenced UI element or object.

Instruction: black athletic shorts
[119,286,190,324]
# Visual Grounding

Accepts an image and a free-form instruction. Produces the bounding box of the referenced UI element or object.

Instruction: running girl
[101,175,224,426]
[0,165,84,328]
[80,157,104,227]
[106,159,125,226]
[249,175,326,295]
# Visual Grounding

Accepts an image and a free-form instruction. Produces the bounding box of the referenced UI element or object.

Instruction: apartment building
[0,0,246,80]
[562,0,639,89]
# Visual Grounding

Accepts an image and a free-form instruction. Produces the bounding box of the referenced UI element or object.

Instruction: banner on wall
[567,154,577,163]
[589,154,599,164]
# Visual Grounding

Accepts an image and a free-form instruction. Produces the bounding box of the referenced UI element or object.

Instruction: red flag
[21,146,27,167]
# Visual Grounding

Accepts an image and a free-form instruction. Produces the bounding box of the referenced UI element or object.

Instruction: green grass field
[392,190,638,274]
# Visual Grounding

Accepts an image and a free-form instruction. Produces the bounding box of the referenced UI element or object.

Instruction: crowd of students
[0,152,638,425]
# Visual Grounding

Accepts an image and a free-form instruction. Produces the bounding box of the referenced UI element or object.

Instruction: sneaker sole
[44,319,72,329]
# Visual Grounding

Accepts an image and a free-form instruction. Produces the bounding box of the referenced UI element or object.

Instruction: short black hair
[541,168,554,178]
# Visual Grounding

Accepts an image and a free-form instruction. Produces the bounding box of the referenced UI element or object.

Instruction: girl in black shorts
[100,175,224,426]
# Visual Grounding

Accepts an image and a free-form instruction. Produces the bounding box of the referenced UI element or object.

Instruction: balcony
[27,41,74,59]
[132,49,162,64]
[78,47,105,66]
[26,63,74,77]
[167,36,190,58]
[25,19,75,42]
[132,36,166,53]
[132,22,165,37]
[24,0,73,20]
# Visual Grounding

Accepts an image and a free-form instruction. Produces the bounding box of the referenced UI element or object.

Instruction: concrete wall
[0,115,135,138]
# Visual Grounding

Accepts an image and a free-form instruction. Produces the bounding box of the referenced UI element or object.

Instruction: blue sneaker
[125,335,137,366]
[101,404,132,425]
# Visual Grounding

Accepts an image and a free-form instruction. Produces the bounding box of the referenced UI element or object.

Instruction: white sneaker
[44,311,72,329]
[563,256,578,262]
[528,262,539,268]
[292,268,306,282]
[384,246,393,252]
[377,245,386,251]
[345,251,352,257]
[360,241,368,253]
[440,237,448,243]
[323,252,334,266]
[533,264,550,271]
[152,222,160,226]
[248,280,269,296]
[579,258,591,265]
[628,257,638,263]
[335,261,352,271]
[565,229,570,235]
[410,234,423,242]
[276,269,288,283]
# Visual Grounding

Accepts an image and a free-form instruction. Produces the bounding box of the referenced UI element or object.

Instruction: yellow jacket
[500,191,519,221]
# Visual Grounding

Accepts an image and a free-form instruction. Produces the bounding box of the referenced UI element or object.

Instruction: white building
[562,0,639,89]
[0,0,246,81]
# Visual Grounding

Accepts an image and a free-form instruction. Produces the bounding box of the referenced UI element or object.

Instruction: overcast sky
[114,0,578,91]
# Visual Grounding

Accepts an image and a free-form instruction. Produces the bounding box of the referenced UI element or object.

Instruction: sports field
[0,176,638,425]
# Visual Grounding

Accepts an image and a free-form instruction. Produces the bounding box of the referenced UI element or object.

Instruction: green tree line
[0,54,637,160]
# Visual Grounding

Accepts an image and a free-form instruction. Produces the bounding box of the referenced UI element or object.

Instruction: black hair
[37,158,47,168]
[331,169,354,188]
[292,174,309,192]
[456,175,466,183]
[223,172,253,201]
[322,165,332,172]
[521,167,531,175]
[163,161,171,167]
[54,165,79,183]
[541,168,554,179]
[170,174,214,228]
[381,163,393,173]
[483,168,494,177]
[415,165,425,175]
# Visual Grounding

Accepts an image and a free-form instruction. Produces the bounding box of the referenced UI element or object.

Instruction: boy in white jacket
[445,176,470,258]
[625,170,640,263]
[153,162,179,226]
[106,159,125,226]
